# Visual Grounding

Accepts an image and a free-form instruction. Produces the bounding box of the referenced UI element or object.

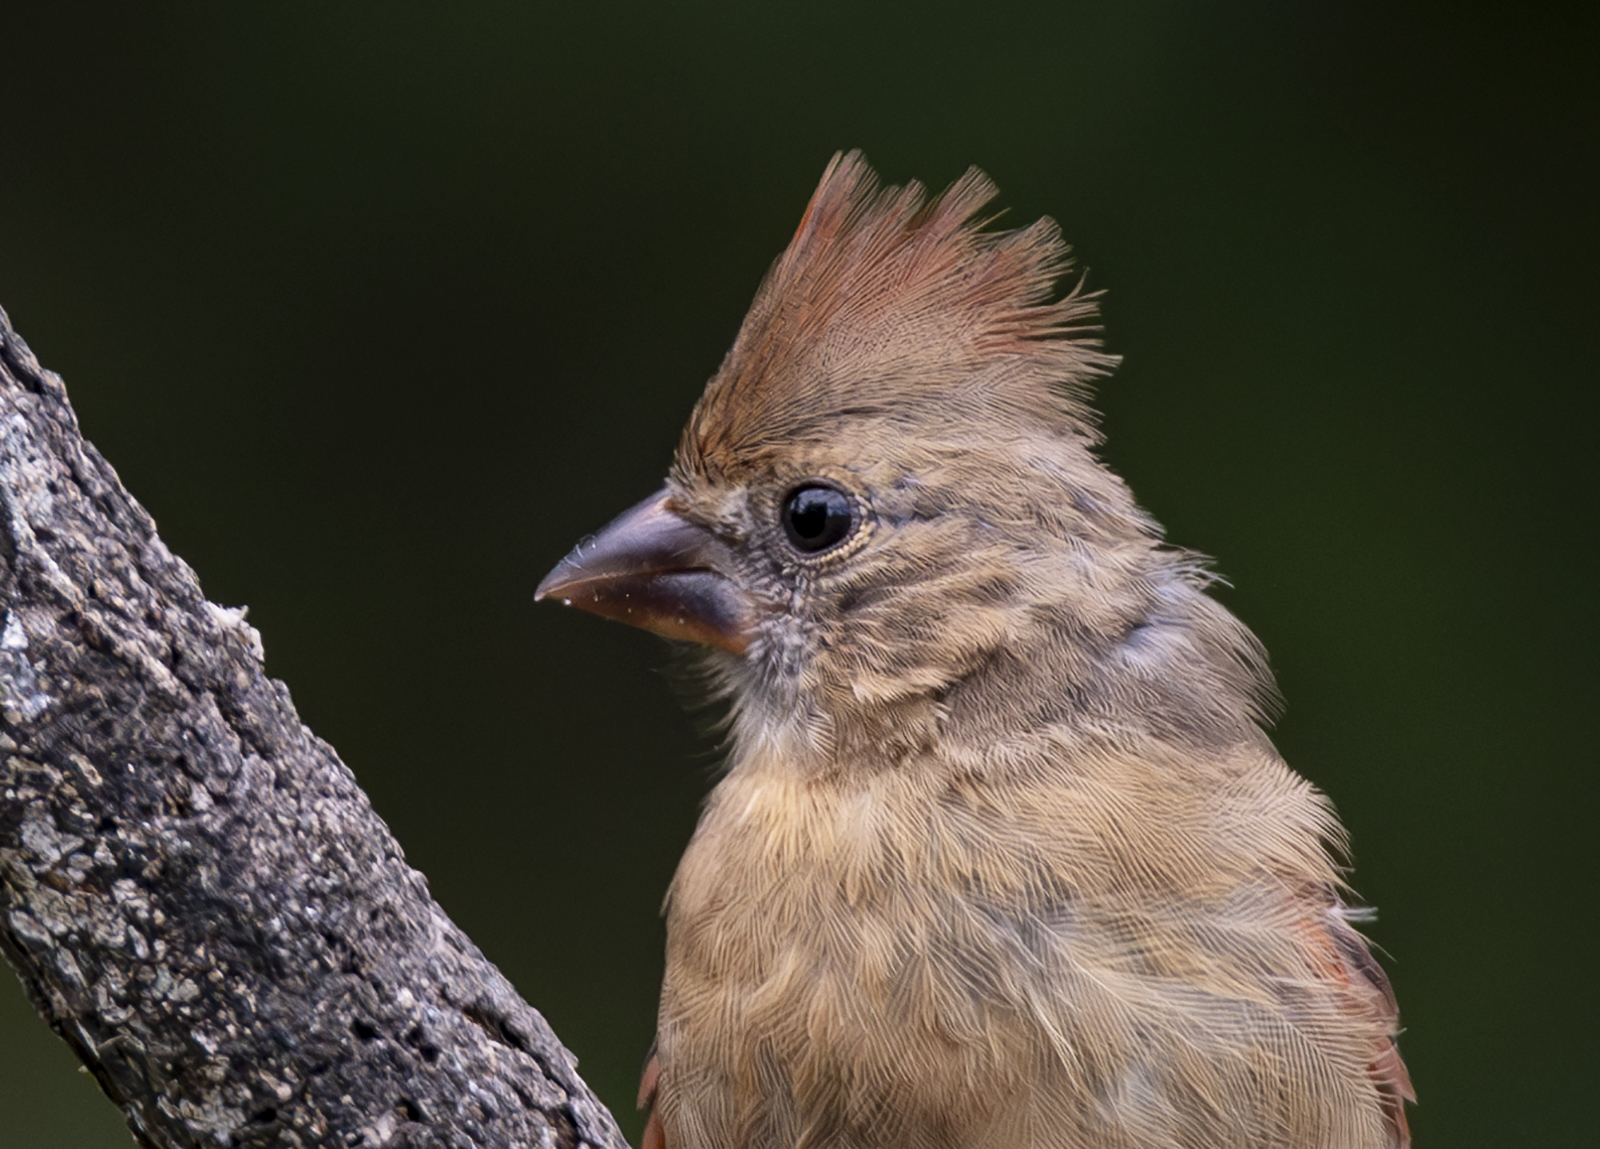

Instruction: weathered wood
[0,305,627,1149]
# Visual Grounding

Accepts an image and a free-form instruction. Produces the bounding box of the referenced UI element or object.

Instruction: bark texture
[0,305,628,1149]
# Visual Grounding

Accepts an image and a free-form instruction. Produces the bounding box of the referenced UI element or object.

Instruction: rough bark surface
[0,304,629,1149]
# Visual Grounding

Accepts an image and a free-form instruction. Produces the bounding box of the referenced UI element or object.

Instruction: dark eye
[781,483,856,554]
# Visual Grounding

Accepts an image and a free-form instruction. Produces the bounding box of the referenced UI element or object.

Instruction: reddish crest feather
[679,151,1118,480]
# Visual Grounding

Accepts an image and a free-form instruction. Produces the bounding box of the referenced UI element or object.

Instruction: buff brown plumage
[539,151,1411,1149]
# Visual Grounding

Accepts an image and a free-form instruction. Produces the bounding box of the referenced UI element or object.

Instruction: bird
[536,152,1412,1149]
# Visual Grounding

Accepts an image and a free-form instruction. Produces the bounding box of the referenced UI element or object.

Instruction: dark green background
[2,4,1594,1146]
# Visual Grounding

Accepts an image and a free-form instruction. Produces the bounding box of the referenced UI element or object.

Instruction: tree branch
[0,305,628,1149]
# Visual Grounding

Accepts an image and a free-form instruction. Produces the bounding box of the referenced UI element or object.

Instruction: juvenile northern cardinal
[538,153,1411,1149]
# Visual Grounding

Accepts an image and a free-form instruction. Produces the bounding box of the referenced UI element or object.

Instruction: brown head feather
[679,151,1116,481]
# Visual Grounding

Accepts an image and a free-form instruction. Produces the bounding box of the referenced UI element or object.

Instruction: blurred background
[1,3,1594,1145]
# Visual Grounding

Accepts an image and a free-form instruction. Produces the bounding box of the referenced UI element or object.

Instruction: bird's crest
[680,151,1117,479]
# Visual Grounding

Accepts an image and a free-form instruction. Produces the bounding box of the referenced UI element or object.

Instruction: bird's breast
[659,756,1033,1149]
[653,742,1396,1149]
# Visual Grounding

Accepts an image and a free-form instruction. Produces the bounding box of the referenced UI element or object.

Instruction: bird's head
[539,153,1273,771]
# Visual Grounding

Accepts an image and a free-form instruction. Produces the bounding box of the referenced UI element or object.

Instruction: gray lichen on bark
[0,305,628,1149]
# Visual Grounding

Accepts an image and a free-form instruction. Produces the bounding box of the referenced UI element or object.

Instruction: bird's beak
[536,487,757,656]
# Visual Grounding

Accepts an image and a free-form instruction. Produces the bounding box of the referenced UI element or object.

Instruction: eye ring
[780,482,858,555]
